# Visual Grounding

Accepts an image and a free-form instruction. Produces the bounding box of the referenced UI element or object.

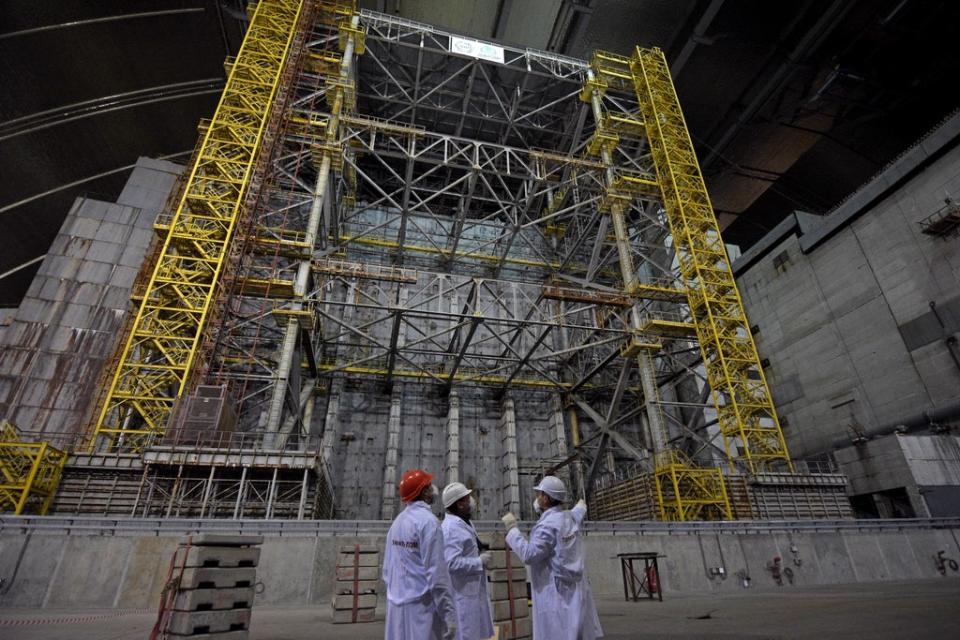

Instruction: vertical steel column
[233,466,248,519]
[297,468,310,520]
[584,69,668,455]
[265,13,362,435]
[380,383,405,519]
[266,467,278,518]
[199,465,216,517]
[445,390,461,485]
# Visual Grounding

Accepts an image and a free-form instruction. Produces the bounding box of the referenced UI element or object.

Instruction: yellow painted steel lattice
[0,421,67,515]
[652,451,732,522]
[91,0,305,452]
[629,47,792,473]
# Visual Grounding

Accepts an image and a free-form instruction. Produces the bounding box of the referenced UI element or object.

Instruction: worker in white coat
[384,469,458,640]
[441,482,495,640]
[500,475,603,640]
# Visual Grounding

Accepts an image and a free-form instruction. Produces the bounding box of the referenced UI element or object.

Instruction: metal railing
[2,515,958,537]
[11,429,324,457]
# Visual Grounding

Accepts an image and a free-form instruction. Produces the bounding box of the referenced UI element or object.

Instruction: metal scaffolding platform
[0,421,68,515]
[25,2,844,521]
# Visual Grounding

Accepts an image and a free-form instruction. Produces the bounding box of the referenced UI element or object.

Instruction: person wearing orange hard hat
[383,469,457,640]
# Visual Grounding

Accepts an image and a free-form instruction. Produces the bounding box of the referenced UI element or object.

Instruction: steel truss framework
[90,0,307,452]
[87,4,793,520]
[0,421,68,515]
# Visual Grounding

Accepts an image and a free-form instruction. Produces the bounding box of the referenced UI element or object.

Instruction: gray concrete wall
[0,158,180,439]
[2,522,958,609]
[735,141,960,458]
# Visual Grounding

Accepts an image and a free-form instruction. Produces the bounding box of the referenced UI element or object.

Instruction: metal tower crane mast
[90,0,306,452]
[630,47,793,474]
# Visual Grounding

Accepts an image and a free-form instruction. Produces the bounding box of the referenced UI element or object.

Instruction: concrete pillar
[501,397,520,514]
[381,383,405,519]
[445,390,460,485]
[320,378,343,470]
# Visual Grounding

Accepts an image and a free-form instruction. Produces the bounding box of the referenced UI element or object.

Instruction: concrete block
[98,221,134,243]
[168,608,251,635]
[168,632,248,640]
[183,545,260,568]
[178,566,258,591]
[86,240,125,265]
[492,596,529,620]
[489,579,526,600]
[494,616,532,639]
[332,607,376,623]
[70,216,102,240]
[119,242,150,268]
[76,260,113,285]
[335,579,378,594]
[842,533,890,582]
[173,586,255,612]
[111,265,139,289]
[332,593,377,609]
[336,565,379,581]
[310,536,383,605]
[485,549,522,570]
[182,534,264,547]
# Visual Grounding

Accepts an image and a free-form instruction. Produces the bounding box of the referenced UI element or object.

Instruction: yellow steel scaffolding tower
[0,421,68,515]
[630,47,792,474]
[90,0,305,452]
[582,50,734,521]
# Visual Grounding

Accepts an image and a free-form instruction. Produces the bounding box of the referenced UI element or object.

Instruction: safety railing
[2,515,958,537]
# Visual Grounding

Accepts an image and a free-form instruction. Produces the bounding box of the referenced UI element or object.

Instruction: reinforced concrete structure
[734,112,960,519]
[1,1,851,521]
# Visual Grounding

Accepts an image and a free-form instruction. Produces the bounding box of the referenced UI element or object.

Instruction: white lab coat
[441,513,495,640]
[383,501,457,640]
[505,504,603,640]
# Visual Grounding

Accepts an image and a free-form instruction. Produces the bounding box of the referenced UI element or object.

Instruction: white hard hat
[534,475,567,501]
[442,482,472,509]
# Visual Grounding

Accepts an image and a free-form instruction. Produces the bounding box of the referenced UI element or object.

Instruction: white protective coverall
[383,501,457,639]
[441,513,495,640]
[505,503,603,640]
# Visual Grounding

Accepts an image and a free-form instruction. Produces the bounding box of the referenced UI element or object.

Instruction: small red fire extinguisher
[646,565,659,594]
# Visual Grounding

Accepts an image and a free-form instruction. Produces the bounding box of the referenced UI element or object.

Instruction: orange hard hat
[399,469,433,502]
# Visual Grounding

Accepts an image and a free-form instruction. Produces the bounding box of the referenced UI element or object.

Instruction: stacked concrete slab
[156,534,262,640]
[480,532,531,639]
[331,543,380,623]
[0,157,180,440]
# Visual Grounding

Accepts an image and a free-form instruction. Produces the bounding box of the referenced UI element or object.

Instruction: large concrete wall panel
[44,537,133,608]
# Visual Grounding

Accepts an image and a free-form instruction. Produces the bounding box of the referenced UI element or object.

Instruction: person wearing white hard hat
[440,482,494,640]
[499,475,603,640]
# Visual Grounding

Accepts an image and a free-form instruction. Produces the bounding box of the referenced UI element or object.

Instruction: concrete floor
[1,579,958,639]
